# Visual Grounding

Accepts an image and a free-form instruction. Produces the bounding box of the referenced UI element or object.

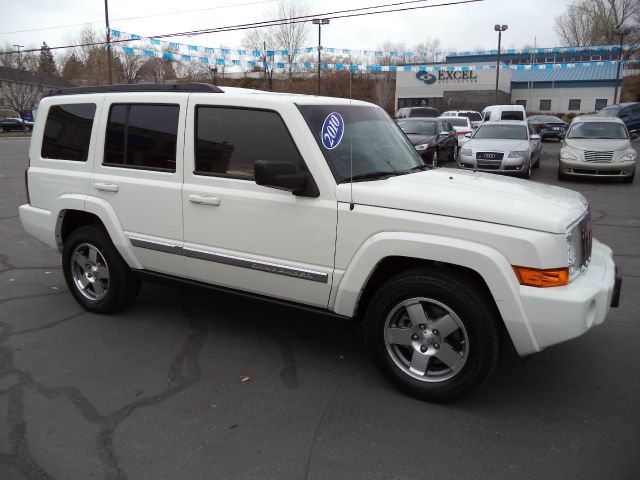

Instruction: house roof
[0,66,72,88]
[511,63,618,82]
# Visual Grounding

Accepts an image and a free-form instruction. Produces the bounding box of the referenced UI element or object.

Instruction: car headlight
[508,151,527,158]
[566,213,592,281]
[560,150,578,161]
[460,148,472,156]
[620,151,637,162]
[415,144,430,151]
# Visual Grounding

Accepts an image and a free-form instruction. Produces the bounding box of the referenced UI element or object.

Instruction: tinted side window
[195,107,303,179]
[501,110,524,121]
[41,103,96,161]
[483,111,491,122]
[104,104,179,172]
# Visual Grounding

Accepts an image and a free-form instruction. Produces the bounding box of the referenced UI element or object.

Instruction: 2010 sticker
[321,112,345,150]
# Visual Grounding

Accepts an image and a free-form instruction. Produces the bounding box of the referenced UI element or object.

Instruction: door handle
[94,182,119,192]
[188,194,221,206]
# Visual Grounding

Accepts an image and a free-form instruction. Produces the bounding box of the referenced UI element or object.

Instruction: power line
[0,0,277,36]
[0,0,482,55]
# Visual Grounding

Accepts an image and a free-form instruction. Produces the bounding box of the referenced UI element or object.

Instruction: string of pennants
[114,44,635,71]
[109,28,633,60]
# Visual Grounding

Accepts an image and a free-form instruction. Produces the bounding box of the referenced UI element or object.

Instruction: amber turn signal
[512,266,569,288]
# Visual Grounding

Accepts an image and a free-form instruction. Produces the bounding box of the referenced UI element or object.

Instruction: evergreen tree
[61,52,83,83]
[38,42,57,77]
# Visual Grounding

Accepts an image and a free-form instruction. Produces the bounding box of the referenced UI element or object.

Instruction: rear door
[91,94,187,276]
[181,96,337,308]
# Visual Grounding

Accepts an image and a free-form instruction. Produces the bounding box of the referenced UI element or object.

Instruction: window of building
[595,99,608,111]
[41,103,96,161]
[103,104,179,172]
[568,99,581,111]
[590,55,602,61]
[515,99,527,108]
[195,107,303,179]
[539,99,552,111]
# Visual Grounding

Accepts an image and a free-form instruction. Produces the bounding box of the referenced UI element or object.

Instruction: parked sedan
[0,118,33,132]
[458,121,541,179]
[528,115,567,141]
[558,115,636,183]
[441,116,474,147]
[396,118,458,167]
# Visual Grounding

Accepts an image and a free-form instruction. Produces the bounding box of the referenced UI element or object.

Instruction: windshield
[298,105,424,182]
[396,119,437,136]
[473,124,528,140]
[446,117,469,127]
[459,112,482,121]
[597,107,620,117]
[567,121,629,139]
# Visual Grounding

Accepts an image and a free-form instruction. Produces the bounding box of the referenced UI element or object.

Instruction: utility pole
[104,0,113,85]
[494,24,508,104]
[312,18,330,95]
[12,44,24,69]
[613,28,631,104]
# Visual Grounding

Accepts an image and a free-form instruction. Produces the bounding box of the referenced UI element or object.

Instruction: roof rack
[42,82,223,98]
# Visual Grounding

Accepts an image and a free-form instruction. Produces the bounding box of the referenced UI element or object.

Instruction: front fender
[332,232,540,355]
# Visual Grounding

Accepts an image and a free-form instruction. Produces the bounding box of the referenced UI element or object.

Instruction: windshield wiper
[345,171,401,182]
[408,164,428,172]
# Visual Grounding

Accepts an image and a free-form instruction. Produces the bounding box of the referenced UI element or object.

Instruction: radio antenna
[349,67,354,211]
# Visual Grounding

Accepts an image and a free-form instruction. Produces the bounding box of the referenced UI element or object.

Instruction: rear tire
[62,225,140,314]
[364,268,501,403]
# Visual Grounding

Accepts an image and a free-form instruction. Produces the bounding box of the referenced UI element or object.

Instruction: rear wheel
[63,225,140,314]
[365,268,501,402]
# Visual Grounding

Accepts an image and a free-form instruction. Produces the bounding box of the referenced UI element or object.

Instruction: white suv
[19,83,621,402]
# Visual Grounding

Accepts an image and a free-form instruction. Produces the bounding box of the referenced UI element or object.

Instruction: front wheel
[431,150,439,168]
[365,268,501,402]
[63,225,140,314]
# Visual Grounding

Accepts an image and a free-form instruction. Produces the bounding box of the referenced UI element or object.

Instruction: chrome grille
[476,152,504,160]
[476,159,502,170]
[584,151,613,162]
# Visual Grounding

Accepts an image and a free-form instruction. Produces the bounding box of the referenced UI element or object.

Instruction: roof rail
[42,82,223,98]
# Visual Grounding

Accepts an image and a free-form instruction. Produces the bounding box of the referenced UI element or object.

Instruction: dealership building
[395,47,626,114]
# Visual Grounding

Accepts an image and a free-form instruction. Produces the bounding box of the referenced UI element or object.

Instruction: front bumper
[559,158,635,178]
[459,154,529,174]
[518,239,618,352]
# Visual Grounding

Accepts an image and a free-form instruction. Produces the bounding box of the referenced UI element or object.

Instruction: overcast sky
[2,0,575,58]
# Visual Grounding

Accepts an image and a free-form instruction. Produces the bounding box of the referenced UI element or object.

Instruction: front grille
[476,152,504,160]
[584,151,613,162]
[572,168,623,176]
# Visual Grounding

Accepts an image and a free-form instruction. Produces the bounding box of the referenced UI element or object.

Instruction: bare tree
[118,43,145,84]
[243,28,277,89]
[555,0,639,46]
[1,43,38,71]
[1,81,40,118]
[269,0,310,78]
[412,38,442,64]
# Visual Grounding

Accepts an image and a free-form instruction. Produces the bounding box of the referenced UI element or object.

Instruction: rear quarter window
[501,111,524,121]
[41,103,96,161]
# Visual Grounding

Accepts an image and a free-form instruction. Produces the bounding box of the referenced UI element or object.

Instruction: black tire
[519,159,532,179]
[62,225,140,314]
[557,165,568,181]
[364,268,501,403]
[533,150,540,169]
[431,149,439,167]
[449,145,458,163]
[622,172,634,184]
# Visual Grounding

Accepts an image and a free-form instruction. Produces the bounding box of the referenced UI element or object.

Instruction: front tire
[431,149,439,167]
[365,268,501,402]
[63,225,140,314]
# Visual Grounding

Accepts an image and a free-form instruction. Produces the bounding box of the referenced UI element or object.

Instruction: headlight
[415,144,430,151]
[560,150,578,161]
[566,213,592,281]
[620,151,637,162]
[508,151,527,158]
[460,148,472,156]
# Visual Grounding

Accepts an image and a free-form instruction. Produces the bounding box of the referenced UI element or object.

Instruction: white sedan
[458,121,541,179]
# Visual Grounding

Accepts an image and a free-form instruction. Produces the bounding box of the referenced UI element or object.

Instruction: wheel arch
[332,232,540,355]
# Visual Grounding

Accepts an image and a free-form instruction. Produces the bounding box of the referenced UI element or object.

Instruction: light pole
[494,24,508,104]
[613,28,631,105]
[312,18,330,95]
[12,44,24,69]
[104,0,113,85]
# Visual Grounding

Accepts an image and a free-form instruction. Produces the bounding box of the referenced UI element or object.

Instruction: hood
[335,168,587,234]
[466,138,531,152]
[564,138,632,151]
[406,134,437,146]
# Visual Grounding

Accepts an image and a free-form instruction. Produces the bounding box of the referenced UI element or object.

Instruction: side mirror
[530,134,540,140]
[254,160,319,197]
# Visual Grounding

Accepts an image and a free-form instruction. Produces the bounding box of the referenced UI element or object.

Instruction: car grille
[584,151,613,162]
[476,152,504,160]
[476,159,502,169]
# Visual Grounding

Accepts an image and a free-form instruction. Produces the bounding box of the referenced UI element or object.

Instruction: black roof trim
[42,82,223,98]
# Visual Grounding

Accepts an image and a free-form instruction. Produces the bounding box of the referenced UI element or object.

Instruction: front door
[181,100,337,308]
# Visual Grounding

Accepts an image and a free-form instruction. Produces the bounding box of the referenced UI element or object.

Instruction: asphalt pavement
[1,137,639,480]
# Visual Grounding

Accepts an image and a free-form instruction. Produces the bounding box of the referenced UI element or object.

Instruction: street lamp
[494,24,508,104]
[613,28,631,105]
[312,18,330,95]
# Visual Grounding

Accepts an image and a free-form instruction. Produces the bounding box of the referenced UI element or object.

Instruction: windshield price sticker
[321,112,345,150]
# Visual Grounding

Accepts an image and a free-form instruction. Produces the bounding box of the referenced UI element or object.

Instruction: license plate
[552,127,560,130]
